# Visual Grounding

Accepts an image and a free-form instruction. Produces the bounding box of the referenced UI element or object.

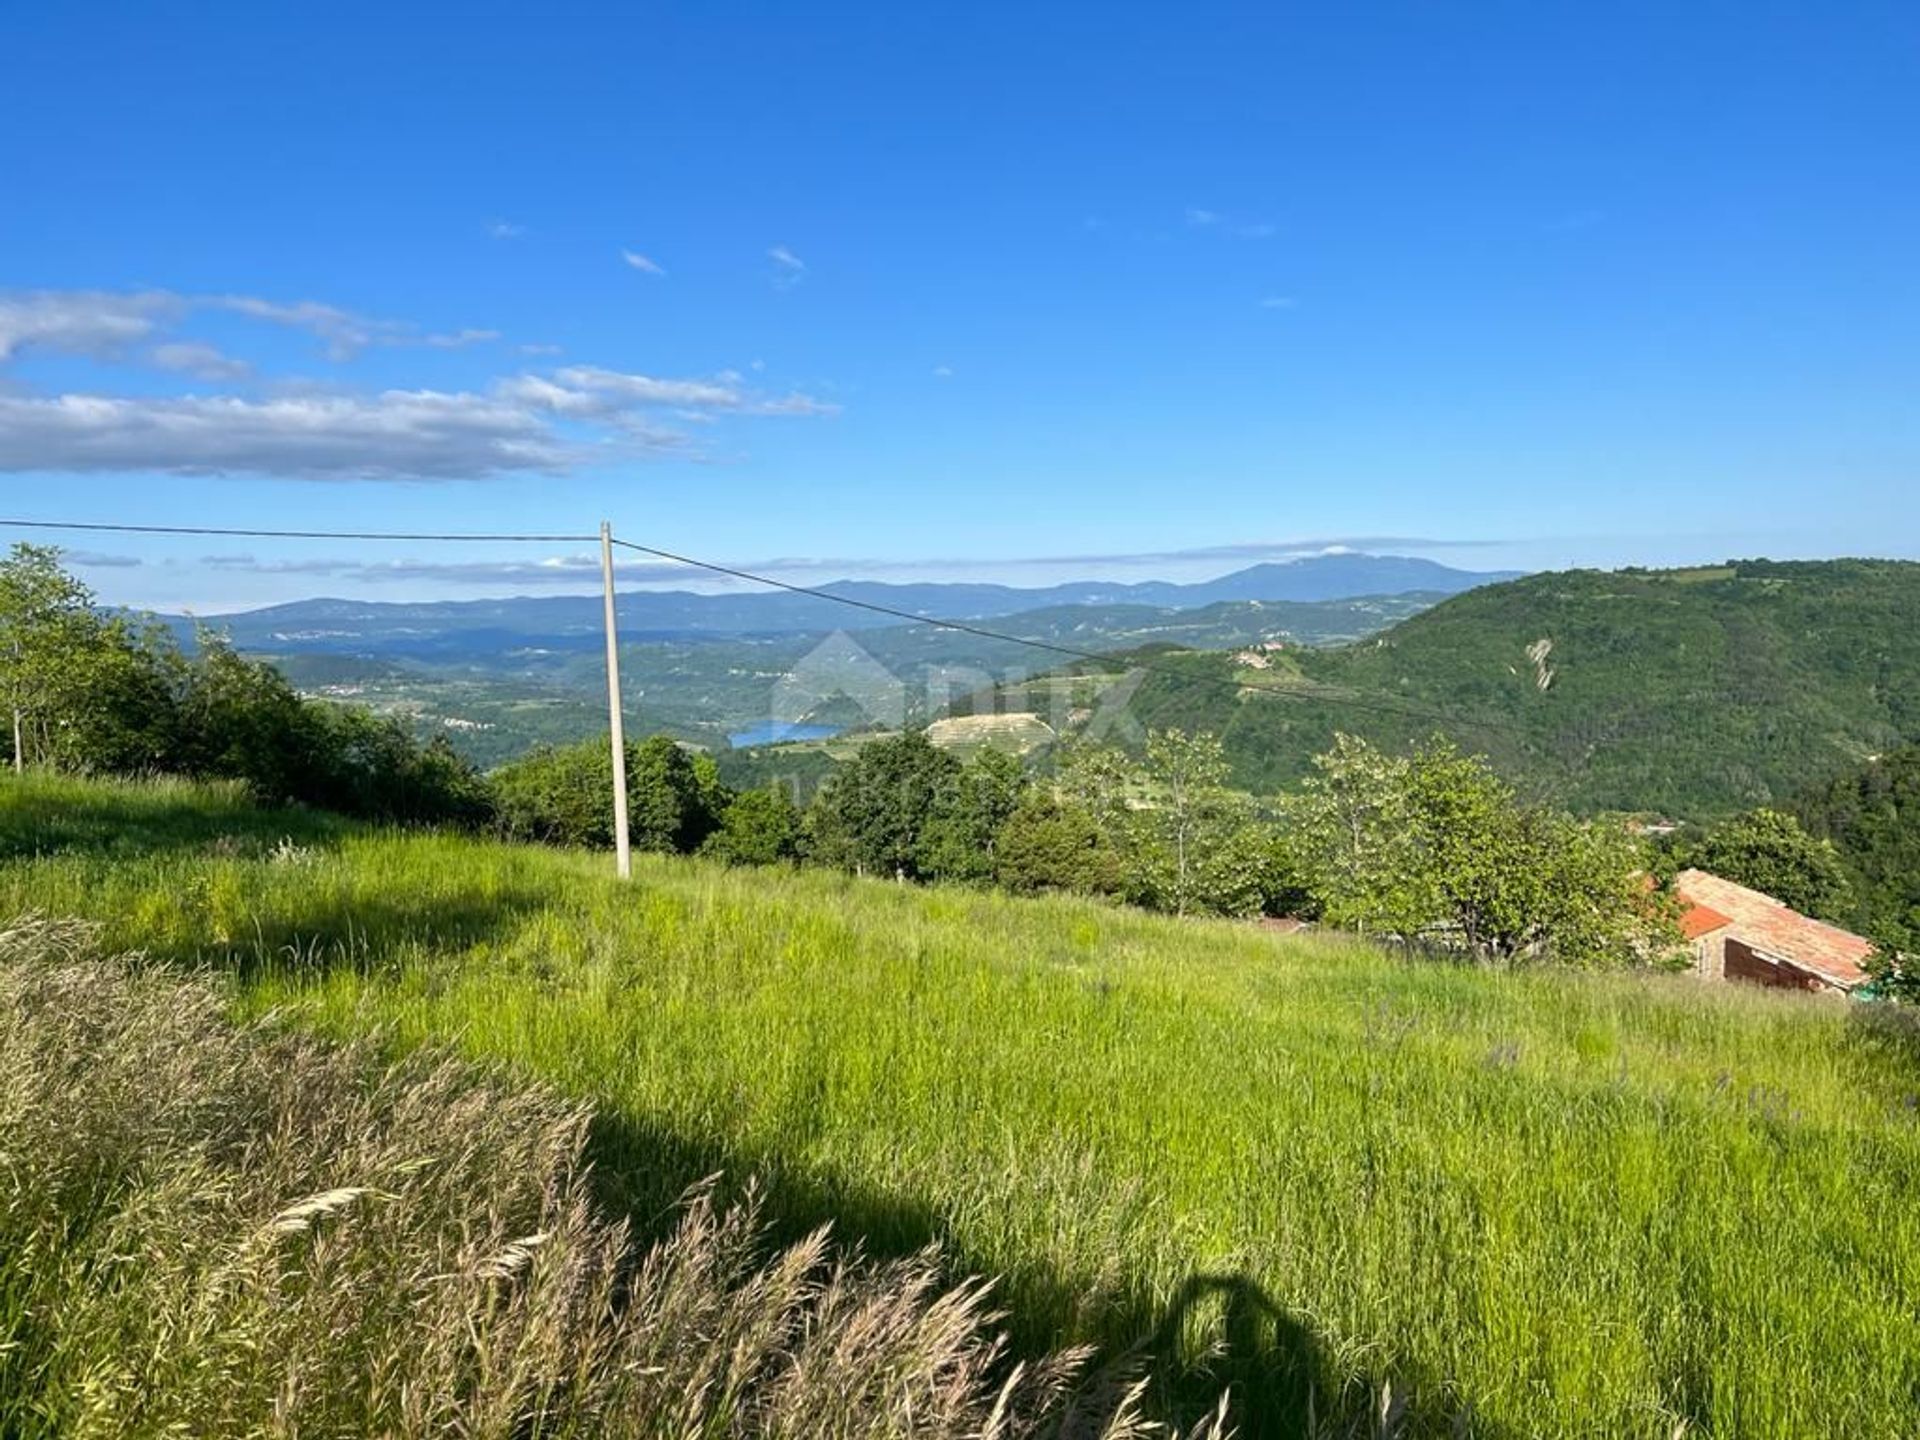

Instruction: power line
[0,518,596,543]
[0,513,1528,740]
[609,535,1530,739]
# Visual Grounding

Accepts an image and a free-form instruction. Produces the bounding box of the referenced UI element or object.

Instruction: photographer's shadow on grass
[585,1108,1482,1438]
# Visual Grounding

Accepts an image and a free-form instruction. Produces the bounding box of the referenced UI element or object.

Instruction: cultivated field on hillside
[5,774,1919,1437]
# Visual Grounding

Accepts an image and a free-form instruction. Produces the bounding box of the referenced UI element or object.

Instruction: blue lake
[728,722,843,749]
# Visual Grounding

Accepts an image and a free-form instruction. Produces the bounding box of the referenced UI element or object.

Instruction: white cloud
[768,246,807,288]
[1258,295,1298,310]
[422,328,502,349]
[487,219,527,240]
[208,295,395,361]
[621,250,666,276]
[1184,210,1274,239]
[0,390,579,480]
[515,365,839,418]
[0,290,181,361]
[149,341,253,381]
[0,289,833,480]
[519,342,563,356]
[932,365,954,379]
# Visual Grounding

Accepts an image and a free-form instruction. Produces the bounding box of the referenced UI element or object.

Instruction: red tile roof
[1673,869,1874,989]
[1678,901,1733,941]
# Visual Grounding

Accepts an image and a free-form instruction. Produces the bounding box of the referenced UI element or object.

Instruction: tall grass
[6,773,1920,1436]
[0,912,1192,1439]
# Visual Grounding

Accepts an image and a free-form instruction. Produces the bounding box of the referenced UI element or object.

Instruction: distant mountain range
[173,554,1518,654]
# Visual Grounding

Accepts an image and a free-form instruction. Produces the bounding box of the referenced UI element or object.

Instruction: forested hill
[1114,559,1920,818]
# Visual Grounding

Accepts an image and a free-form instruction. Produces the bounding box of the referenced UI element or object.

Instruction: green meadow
[5,772,1918,1438]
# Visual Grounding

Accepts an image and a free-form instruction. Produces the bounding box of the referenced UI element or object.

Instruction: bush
[702,786,803,866]
[493,735,728,853]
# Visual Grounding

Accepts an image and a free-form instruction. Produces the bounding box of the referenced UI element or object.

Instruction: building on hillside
[1673,868,1873,996]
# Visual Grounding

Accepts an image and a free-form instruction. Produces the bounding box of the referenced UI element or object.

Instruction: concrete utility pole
[600,521,632,879]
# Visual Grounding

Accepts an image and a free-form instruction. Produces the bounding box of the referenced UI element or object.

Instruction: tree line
[18,542,1913,987]
[0,545,490,823]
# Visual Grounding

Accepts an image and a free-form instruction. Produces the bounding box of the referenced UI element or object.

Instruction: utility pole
[600,521,632,879]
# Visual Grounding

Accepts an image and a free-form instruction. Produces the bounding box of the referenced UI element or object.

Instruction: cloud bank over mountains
[0,288,836,481]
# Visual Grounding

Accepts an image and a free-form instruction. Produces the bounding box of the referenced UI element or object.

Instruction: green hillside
[1116,559,1920,818]
[6,773,1920,1437]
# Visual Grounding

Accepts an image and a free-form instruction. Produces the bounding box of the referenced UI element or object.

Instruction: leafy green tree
[1282,733,1436,937]
[629,735,727,854]
[806,730,961,879]
[1054,732,1279,917]
[1285,733,1666,965]
[493,739,617,846]
[0,543,180,773]
[176,636,321,804]
[494,734,722,852]
[918,748,1029,884]
[1686,808,1855,921]
[1796,746,1920,976]
[993,791,1126,897]
[702,786,803,866]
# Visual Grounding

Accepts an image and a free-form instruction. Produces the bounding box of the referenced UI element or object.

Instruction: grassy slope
[1120,559,1920,818]
[5,774,1920,1437]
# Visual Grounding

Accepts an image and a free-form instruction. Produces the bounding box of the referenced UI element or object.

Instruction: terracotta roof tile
[1678,902,1733,941]
[1673,869,1873,988]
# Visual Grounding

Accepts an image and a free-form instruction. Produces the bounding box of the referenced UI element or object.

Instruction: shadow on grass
[586,1110,1494,1439]
[0,785,348,864]
[201,882,555,980]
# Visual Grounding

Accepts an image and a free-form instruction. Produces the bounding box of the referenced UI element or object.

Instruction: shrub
[702,785,803,866]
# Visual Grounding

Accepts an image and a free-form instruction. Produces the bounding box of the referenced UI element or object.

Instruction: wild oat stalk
[0,915,1226,1440]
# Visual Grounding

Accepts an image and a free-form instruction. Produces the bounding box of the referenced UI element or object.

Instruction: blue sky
[2,1,1916,611]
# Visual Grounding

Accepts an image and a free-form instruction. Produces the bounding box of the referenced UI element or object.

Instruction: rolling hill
[1065,559,1920,818]
[189,590,1449,766]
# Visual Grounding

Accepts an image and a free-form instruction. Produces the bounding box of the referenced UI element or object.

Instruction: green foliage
[805,730,962,879]
[1052,733,1283,918]
[629,735,725,854]
[702,786,803,867]
[0,547,490,826]
[917,747,1030,884]
[493,734,727,854]
[1117,560,1920,818]
[1684,808,1856,922]
[1793,745,1920,998]
[10,773,1920,1437]
[0,543,183,774]
[1285,734,1668,966]
[993,792,1126,897]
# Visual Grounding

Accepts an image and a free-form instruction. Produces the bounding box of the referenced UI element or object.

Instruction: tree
[994,791,1126,897]
[1285,734,1667,966]
[702,786,803,866]
[806,730,961,879]
[176,635,320,804]
[0,543,173,773]
[1687,808,1855,922]
[1282,733,1436,938]
[918,747,1029,883]
[1052,732,1279,917]
[629,735,727,854]
[494,739,617,846]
